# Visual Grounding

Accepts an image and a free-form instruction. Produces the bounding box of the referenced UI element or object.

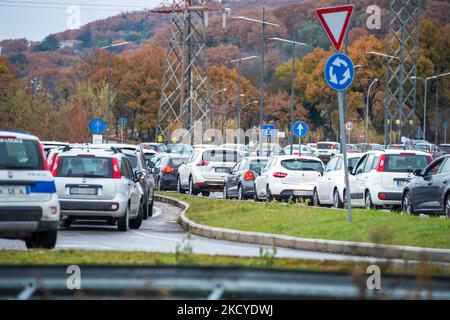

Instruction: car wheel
[189,177,198,196]
[156,177,161,191]
[266,185,274,202]
[343,191,348,209]
[59,217,72,228]
[148,197,154,217]
[402,191,414,214]
[177,176,184,194]
[313,188,320,207]
[238,184,245,201]
[333,189,344,209]
[223,186,228,199]
[117,205,129,232]
[130,203,143,229]
[365,191,374,210]
[143,199,149,220]
[445,194,450,218]
[25,229,57,249]
[202,191,211,197]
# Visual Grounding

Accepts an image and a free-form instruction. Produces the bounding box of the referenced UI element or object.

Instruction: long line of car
[146,140,450,218]
[2,133,449,250]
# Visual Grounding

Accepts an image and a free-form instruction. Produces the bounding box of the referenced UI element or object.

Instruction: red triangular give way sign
[315,5,354,52]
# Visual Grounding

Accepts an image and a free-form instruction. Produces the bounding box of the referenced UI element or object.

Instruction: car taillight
[48,153,56,168]
[376,154,386,172]
[378,193,386,200]
[197,160,209,166]
[273,172,288,178]
[112,158,121,179]
[244,171,255,181]
[51,156,61,177]
[38,142,49,171]
[163,166,174,174]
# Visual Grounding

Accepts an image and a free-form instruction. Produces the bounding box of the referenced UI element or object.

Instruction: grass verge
[1,250,449,276]
[160,192,450,249]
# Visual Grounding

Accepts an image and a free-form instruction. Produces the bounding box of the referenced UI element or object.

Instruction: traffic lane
[0,202,425,265]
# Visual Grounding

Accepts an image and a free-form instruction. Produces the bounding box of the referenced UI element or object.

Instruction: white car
[348,149,432,208]
[177,148,241,196]
[313,153,364,208]
[316,141,340,164]
[0,131,60,248]
[254,155,324,201]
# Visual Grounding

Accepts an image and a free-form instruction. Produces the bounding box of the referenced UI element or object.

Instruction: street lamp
[366,79,379,144]
[100,39,131,143]
[230,55,259,144]
[232,8,280,156]
[237,100,259,144]
[412,72,450,141]
[268,37,310,155]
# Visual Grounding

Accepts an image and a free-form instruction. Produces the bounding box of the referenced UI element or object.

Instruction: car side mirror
[146,160,155,169]
[413,168,423,177]
[150,167,160,175]
[134,171,144,182]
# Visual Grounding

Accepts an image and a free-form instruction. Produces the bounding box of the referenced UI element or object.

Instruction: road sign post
[316,4,354,222]
[292,121,309,155]
[89,118,106,144]
[118,117,127,143]
[262,124,275,156]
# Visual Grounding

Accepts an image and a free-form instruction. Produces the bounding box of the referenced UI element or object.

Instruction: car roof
[60,149,120,158]
[335,153,364,158]
[368,149,430,156]
[0,131,39,141]
[273,155,323,162]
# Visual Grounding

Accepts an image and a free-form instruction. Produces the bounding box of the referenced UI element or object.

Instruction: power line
[0,0,151,8]
[0,4,146,12]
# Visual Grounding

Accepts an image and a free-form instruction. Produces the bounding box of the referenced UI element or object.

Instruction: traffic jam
[1,129,449,250]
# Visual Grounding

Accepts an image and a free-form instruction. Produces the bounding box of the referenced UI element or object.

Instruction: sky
[0,0,162,41]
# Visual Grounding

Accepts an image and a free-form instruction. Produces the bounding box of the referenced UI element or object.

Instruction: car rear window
[281,159,323,171]
[0,137,44,170]
[250,160,267,172]
[384,154,430,173]
[203,150,240,162]
[317,143,334,150]
[57,156,113,178]
[169,158,187,167]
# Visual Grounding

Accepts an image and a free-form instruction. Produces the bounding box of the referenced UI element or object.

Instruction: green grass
[2,250,449,276]
[160,192,450,249]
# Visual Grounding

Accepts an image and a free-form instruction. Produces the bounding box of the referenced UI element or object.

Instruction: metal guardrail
[0,266,449,300]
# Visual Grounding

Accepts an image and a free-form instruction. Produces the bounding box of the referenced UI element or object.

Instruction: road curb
[155,194,450,263]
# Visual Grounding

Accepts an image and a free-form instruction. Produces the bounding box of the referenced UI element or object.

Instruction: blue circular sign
[292,121,309,138]
[89,118,106,134]
[324,53,355,91]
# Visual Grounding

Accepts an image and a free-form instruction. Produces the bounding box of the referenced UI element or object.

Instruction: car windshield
[56,156,113,178]
[203,150,240,162]
[281,159,322,171]
[385,154,430,173]
[348,157,361,168]
[0,137,43,170]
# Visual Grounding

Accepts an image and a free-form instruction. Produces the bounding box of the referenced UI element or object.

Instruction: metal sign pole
[338,91,352,222]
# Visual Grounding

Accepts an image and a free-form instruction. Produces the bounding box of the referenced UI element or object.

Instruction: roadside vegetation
[1,250,449,277]
[160,192,450,249]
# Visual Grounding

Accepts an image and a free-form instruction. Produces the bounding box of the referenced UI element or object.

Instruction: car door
[227,160,243,196]
[350,154,369,206]
[255,158,273,198]
[361,153,376,195]
[413,157,447,211]
[318,156,338,203]
[124,158,140,214]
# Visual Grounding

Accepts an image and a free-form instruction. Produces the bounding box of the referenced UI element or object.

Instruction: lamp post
[232,8,279,156]
[237,100,259,143]
[100,39,131,143]
[366,79,379,144]
[231,55,259,144]
[412,72,450,141]
[268,37,310,155]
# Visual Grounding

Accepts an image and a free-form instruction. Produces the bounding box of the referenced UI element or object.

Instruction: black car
[224,157,268,200]
[402,155,450,217]
[154,154,189,191]
[120,148,158,219]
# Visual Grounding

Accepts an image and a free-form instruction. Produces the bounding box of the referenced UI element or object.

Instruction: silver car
[53,148,144,231]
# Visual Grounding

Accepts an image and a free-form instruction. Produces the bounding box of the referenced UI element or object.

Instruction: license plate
[70,187,98,195]
[395,180,406,187]
[215,167,230,173]
[0,185,28,196]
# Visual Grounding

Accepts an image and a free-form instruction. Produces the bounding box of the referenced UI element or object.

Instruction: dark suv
[154,154,189,191]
